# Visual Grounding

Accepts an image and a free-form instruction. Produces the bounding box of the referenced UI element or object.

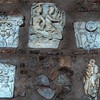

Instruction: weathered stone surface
[59,67,74,76]
[37,87,56,99]
[39,54,59,68]
[28,3,65,48]
[29,50,40,54]
[18,91,26,97]
[0,0,17,3]
[56,85,71,99]
[35,74,50,86]
[0,63,16,98]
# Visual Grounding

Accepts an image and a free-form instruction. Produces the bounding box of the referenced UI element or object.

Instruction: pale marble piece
[83,59,100,100]
[36,74,50,86]
[0,15,23,48]
[37,87,56,99]
[28,3,65,48]
[0,63,16,98]
[74,21,100,50]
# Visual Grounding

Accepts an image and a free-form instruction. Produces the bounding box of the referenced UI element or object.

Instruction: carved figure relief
[74,21,100,50]
[28,3,65,48]
[0,63,16,98]
[0,15,23,48]
[83,59,100,100]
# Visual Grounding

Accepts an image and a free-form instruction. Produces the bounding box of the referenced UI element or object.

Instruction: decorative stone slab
[0,63,16,98]
[74,21,100,50]
[0,15,23,48]
[28,3,65,48]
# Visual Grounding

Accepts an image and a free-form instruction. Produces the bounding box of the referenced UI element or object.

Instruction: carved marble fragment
[0,63,16,98]
[0,15,23,48]
[28,3,65,48]
[83,59,100,100]
[74,21,100,50]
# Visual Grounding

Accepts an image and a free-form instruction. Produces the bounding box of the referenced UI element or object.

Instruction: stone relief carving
[83,59,100,100]
[0,15,23,48]
[28,3,65,48]
[74,21,100,50]
[0,63,16,98]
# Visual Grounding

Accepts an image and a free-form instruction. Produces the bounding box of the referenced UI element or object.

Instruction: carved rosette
[28,3,65,48]
[74,21,100,50]
[0,15,23,48]
[0,63,16,98]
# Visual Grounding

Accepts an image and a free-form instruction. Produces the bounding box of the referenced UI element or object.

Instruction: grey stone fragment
[54,74,71,86]
[37,87,56,100]
[36,74,50,86]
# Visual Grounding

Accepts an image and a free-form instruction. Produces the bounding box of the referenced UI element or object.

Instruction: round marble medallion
[85,21,97,32]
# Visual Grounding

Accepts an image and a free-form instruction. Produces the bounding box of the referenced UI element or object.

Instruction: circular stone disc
[85,21,97,32]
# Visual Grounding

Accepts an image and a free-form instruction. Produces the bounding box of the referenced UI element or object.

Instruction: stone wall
[0,0,99,100]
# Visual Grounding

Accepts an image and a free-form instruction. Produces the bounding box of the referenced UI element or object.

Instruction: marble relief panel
[74,21,100,50]
[0,15,23,48]
[0,63,16,98]
[28,3,65,48]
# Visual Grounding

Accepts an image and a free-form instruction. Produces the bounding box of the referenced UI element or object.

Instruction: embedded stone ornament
[0,15,23,48]
[74,21,100,50]
[83,59,100,100]
[0,63,16,98]
[85,21,98,32]
[28,3,65,48]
